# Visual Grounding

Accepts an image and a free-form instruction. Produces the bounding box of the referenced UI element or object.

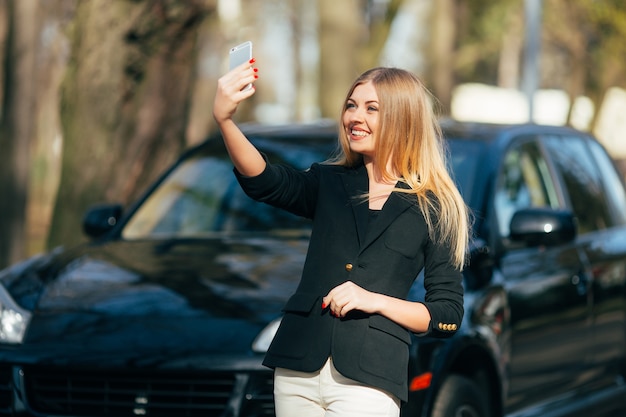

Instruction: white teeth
[351,130,368,137]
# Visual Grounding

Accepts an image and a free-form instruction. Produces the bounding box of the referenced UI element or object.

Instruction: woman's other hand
[322,281,432,333]
[322,281,382,318]
[213,59,258,124]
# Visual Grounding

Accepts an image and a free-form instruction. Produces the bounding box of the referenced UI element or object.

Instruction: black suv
[0,120,624,417]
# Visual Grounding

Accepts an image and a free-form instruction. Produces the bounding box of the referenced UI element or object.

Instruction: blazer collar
[340,164,416,250]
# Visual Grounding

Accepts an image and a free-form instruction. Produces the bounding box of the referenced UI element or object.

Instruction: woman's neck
[365,158,397,210]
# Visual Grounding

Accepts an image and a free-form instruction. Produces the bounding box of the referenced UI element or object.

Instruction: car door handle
[571,274,589,296]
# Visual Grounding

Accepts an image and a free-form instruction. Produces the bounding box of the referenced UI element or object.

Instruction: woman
[213,61,470,417]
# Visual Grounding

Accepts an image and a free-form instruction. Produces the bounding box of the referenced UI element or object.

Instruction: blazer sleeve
[419,235,464,339]
[233,154,321,219]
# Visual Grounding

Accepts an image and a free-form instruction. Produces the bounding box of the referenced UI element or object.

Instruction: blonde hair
[332,67,470,269]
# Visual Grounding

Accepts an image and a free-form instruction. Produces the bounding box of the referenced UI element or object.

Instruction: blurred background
[1,0,625,269]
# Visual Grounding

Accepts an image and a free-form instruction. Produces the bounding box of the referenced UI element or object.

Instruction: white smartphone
[229,41,252,70]
[229,41,253,91]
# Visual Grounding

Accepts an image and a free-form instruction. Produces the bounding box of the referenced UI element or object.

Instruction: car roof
[190,119,601,172]
[439,118,592,144]
[200,119,593,150]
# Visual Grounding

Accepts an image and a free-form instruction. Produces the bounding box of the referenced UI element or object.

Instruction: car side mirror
[83,204,123,239]
[509,208,576,247]
[465,238,494,290]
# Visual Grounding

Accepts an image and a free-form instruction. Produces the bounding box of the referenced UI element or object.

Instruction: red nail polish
[253,68,258,72]
[321,302,326,309]
[249,58,256,64]
[254,75,258,79]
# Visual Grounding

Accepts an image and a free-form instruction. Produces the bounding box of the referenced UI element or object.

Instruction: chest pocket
[383,214,426,259]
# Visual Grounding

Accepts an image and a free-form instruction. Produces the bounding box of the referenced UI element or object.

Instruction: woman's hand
[322,281,432,333]
[213,59,258,124]
[322,281,382,318]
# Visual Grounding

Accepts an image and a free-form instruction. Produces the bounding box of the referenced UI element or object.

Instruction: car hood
[0,235,308,367]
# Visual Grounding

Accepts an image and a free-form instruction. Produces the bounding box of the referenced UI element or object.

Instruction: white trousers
[273,357,400,417]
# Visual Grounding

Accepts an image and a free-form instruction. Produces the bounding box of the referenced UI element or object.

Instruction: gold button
[438,323,443,330]
[345,263,353,271]
[452,324,457,331]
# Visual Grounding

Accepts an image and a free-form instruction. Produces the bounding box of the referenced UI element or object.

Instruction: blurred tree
[185,8,221,145]
[452,0,626,127]
[291,0,321,122]
[455,0,520,86]
[47,0,213,249]
[543,0,626,125]
[317,0,410,118]
[496,2,523,89]
[0,0,38,268]
[2,0,623,264]
[363,0,403,70]
[27,0,73,257]
[429,0,456,113]
[318,0,364,118]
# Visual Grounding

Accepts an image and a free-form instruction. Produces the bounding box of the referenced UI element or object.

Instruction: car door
[493,135,593,412]
[543,134,626,389]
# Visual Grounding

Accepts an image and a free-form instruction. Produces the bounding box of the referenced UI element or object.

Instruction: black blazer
[236,158,463,402]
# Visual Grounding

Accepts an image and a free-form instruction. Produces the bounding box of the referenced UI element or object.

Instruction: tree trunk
[27,0,74,257]
[0,0,38,268]
[497,6,523,89]
[47,0,212,249]
[318,0,364,119]
[429,0,455,114]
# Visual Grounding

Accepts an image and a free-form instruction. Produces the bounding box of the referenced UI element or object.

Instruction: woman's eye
[345,102,356,109]
[368,106,378,112]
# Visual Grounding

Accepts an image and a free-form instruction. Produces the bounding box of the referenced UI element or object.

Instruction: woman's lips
[349,128,369,140]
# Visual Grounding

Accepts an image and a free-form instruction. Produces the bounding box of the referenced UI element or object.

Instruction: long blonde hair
[332,67,470,270]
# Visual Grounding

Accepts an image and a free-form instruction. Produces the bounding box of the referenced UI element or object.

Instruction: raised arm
[212,59,265,177]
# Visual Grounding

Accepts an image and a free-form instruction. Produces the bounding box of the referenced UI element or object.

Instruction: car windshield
[122,138,333,239]
[121,136,481,239]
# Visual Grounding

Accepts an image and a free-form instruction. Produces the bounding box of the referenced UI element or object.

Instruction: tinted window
[587,140,626,226]
[121,136,337,239]
[447,139,483,202]
[544,135,613,234]
[121,135,485,239]
[494,139,560,237]
[122,156,317,240]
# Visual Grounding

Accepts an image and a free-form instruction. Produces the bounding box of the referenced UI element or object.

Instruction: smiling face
[342,81,380,160]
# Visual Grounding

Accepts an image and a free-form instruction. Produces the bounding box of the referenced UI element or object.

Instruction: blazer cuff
[415,302,461,339]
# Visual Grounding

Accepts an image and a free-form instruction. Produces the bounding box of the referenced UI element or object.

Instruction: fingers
[230,58,258,92]
[322,281,361,318]
[220,65,258,95]
[322,300,347,318]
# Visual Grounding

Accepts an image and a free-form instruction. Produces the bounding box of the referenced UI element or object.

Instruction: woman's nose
[348,108,364,122]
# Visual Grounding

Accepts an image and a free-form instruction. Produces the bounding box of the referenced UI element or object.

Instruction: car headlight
[0,284,31,344]
[252,317,282,353]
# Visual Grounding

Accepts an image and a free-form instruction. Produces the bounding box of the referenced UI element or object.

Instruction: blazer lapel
[361,182,416,252]
[341,166,417,251]
[340,164,369,247]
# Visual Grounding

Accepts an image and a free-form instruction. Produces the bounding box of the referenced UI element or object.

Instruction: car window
[446,139,483,202]
[121,155,311,239]
[587,139,626,226]
[543,135,614,234]
[494,138,560,237]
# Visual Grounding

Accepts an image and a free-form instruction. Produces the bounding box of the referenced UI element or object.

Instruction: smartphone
[229,41,253,91]
[229,41,252,70]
